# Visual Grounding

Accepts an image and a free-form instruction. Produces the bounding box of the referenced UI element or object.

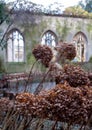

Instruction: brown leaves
[0,98,13,122]
[32,44,53,67]
[15,83,92,125]
[3,43,91,126]
[55,64,90,87]
[15,93,36,116]
[55,43,76,61]
[0,97,13,112]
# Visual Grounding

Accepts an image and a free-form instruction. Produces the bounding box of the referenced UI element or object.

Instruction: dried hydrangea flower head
[15,83,92,124]
[55,64,90,87]
[32,44,53,67]
[0,98,13,112]
[55,42,76,61]
[88,72,92,86]
[0,97,13,121]
[48,62,63,80]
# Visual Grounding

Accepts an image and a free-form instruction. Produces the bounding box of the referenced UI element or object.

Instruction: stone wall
[0,13,92,73]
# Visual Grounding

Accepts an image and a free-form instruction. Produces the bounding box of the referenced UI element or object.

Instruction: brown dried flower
[15,83,92,125]
[55,43,76,61]
[88,72,92,86]
[32,44,53,67]
[0,98,13,122]
[55,64,90,87]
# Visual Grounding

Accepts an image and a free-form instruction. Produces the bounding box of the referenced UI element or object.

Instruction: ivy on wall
[87,23,92,33]
[56,19,62,39]
[27,52,36,64]
[61,20,70,40]
[56,19,70,40]
[3,14,92,73]
[76,21,82,31]
[86,22,92,39]
[0,57,5,73]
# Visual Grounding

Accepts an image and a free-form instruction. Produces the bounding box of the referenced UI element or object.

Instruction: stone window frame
[41,30,58,47]
[6,28,25,62]
[73,31,88,62]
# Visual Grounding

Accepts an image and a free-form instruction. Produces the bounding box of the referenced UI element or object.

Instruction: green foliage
[76,21,82,31]
[61,20,70,40]
[56,20,62,37]
[6,62,26,73]
[0,0,9,25]
[87,23,92,33]
[27,52,36,64]
[0,0,10,49]
[89,56,92,62]
[63,5,89,17]
[0,57,5,73]
[56,19,70,40]
[79,0,92,13]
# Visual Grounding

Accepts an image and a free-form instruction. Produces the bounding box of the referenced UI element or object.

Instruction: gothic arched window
[6,29,24,62]
[72,32,87,62]
[41,30,57,47]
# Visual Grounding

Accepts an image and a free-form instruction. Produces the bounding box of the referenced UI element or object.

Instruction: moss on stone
[56,19,70,40]
[87,23,92,33]
[56,19,62,36]
[76,21,82,31]
[61,20,70,40]
[27,52,36,64]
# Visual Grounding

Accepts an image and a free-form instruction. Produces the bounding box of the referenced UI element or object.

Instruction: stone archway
[6,28,25,62]
[41,30,58,47]
[72,32,87,62]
